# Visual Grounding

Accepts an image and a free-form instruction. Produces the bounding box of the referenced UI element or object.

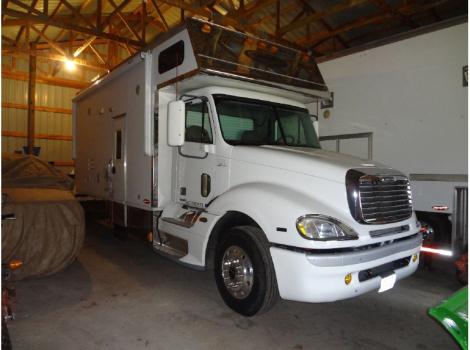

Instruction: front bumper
[270,233,422,303]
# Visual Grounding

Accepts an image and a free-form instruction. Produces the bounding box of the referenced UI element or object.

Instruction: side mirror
[168,100,185,146]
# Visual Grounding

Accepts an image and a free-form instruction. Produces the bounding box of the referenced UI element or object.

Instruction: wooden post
[27,43,36,155]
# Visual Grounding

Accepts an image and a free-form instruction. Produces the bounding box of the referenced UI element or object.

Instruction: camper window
[115,130,122,159]
[158,40,185,74]
[185,102,213,144]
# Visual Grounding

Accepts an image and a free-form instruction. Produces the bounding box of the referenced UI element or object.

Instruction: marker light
[201,23,211,34]
[8,259,23,270]
[344,273,352,285]
[412,254,418,262]
[420,246,453,256]
[432,206,449,211]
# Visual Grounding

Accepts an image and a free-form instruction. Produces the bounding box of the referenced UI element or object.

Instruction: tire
[214,226,278,316]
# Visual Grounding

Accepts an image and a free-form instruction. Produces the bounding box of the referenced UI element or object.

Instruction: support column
[27,43,36,155]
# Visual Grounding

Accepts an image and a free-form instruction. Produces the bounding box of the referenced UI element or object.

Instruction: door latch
[201,173,211,197]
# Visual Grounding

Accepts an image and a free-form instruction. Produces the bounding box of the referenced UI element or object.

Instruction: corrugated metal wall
[2,55,79,172]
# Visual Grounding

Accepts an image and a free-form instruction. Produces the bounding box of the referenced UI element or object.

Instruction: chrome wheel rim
[221,245,254,299]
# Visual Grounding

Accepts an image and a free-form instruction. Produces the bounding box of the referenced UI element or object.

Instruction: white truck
[73,19,422,316]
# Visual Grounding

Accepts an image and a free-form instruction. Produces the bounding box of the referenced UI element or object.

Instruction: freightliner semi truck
[73,19,422,316]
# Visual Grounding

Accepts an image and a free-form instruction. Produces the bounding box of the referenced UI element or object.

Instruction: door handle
[201,173,211,197]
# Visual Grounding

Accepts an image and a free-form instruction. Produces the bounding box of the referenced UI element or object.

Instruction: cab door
[176,99,216,208]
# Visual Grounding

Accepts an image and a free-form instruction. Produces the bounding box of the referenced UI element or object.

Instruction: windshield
[213,95,321,148]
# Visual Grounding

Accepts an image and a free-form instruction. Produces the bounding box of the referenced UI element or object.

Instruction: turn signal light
[344,273,352,285]
[201,23,212,34]
[8,260,23,270]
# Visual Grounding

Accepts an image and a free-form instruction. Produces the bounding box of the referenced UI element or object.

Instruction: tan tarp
[2,155,85,280]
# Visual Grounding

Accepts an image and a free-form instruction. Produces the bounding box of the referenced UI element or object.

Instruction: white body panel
[315,23,468,215]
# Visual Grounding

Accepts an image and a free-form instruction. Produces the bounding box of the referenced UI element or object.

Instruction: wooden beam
[2,70,90,89]
[100,0,133,30]
[73,36,96,57]
[27,45,37,154]
[2,102,72,115]
[61,0,95,28]
[243,0,277,18]
[157,0,212,18]
[14,0,39,48]
[8,0,44,16]
[107,0,142,41]
[96,0,102,30]
[299,12,392,47]
[370,0,418,29]
[300,0,349,49]
[150,0,169,31]
[30,25,68,56]
[299,0,452,48]
[2,131,72,141]
[278,0,369,36]
[142,0,147,44]
[89,44,106,65]
[33,0,64,44]
[3,8,143,47]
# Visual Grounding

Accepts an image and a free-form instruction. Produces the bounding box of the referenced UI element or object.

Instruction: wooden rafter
[73,36,97,57]
[15,0,39,47]
[4,8,143,47]
[279,0,369,37]
[149,0,169,31]
[298,0,453,48]
[30,25,68,57]
[107,0,142,41]
[61,0,95,28]
[370,0,418,29]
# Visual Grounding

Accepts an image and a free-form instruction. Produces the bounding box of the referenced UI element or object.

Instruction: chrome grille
[359,175,412,224]
[346,169,413,225]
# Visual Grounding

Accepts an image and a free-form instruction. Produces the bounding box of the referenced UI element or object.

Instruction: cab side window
[185,102,213,144]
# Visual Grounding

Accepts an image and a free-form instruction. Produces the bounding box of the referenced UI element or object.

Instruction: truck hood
[231,146,390,183]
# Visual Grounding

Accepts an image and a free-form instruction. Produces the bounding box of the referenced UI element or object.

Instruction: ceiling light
[64,59,76,71]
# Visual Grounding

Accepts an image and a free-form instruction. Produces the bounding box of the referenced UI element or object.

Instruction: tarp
[2,154,85,280]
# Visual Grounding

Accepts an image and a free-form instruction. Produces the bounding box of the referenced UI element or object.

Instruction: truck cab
[157,85,421,316]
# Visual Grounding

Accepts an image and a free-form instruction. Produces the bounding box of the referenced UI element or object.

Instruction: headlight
[296,215,358,241]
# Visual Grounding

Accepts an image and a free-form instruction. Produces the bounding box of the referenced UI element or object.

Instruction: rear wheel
[214,226,278,316]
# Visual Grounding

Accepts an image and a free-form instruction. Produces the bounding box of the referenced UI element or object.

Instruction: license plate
[378,273,396,293]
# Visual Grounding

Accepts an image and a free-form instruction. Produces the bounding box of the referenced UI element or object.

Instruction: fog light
[344,273,352,285]
[412,254,418,263]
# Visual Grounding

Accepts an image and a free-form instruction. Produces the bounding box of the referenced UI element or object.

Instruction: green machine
[429,287,468,349]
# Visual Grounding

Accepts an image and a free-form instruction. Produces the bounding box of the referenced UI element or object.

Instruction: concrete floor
[9,222,461,350]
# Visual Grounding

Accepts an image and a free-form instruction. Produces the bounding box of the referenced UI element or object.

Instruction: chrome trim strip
[306,234,422,267]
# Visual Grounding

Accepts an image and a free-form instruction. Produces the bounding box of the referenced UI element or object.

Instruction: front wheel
[214,226,278,316]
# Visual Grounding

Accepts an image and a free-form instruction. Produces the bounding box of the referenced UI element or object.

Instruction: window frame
[184,99,214,144]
